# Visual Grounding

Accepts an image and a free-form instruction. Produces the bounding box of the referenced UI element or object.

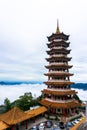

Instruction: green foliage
[3,98,11,112]
[47,114,49,119]
[55,115,59,121]
[15,93,33,111]
[0,92,40,113]
[70,114,82,121]
[73,94,82,103]
[37,94,44,101]
[79,106,85,110]
[13,92,39,111]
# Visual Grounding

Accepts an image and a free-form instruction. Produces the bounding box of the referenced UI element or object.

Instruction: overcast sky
[0,0,87,82]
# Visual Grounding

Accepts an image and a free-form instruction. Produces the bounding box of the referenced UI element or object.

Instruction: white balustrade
[45,98,75,103]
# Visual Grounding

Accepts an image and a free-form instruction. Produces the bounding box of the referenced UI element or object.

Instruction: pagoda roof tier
[47,33,69,42]
[44,71,73,76]
[46,47,71,55]
[42,89,77,96]
[40,99,80,108]
[47,40,70,48]
[45,63,73,69]
[44,80,74,86]
[46,55,72,62]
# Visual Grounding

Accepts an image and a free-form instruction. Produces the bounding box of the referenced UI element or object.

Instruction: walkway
[70,117,86,130]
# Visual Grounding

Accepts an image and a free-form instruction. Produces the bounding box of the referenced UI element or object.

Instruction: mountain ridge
[0,81,87,90]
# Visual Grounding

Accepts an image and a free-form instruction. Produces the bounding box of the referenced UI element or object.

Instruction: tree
[73,94,82,103]
[4,98,11,112]
[15,93,33,111]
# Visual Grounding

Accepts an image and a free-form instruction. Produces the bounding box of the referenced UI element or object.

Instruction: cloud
[0,83,86,105]
[0,83,47,105]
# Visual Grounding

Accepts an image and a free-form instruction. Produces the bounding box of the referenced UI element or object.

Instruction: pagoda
[40,21,80,119]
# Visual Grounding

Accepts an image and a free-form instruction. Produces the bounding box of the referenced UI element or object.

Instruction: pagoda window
[57,96,61,99]
[57,109,61,113]
[68,85,70,89]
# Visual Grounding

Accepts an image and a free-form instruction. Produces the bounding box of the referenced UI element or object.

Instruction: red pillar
[34,117,36,123]
[11,125,14,130]
[26,120,28,129]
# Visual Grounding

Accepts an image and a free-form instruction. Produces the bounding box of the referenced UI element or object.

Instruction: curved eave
[47,33,69,42]
[44,72,73,76]
[46,49,71,55]
[42,89,77,96]
[46,57,72,62]
[47,41,70,48]
[44,81,74,85]
[45,64,73,69]
[40,99,81,108]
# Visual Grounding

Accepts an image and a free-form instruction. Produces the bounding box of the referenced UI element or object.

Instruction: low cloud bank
[0,83,46,105]
[0,84,86,105]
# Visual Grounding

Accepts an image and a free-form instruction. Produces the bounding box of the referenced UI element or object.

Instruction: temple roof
[47,33,69,42]
[42,89,77,95]
[26,106,47,117]
[47,40,70,48]
[44,71,73,76]
[0,121,9,130]
[46,56,72,62]
[0,107,31,125]
[45,63,73,69]
[0,106,47,126]
[44,80,74,86]
[46,48,71,55]
[40,99,81,108]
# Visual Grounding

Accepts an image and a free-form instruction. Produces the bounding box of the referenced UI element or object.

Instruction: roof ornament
[56,19,60,34]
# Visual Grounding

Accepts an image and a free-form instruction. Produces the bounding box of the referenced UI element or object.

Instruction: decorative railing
[45,98,75,103]
[49,54,67,58]
[49,62,68,65]
[47,79,70,82]
[47,88,71,91]
[51,46,66,50]
[49,71,68,73]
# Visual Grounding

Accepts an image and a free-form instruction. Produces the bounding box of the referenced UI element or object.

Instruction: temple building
[40,21,81,119]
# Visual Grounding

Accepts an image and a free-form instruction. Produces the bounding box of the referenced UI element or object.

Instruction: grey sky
[0,0,87,82]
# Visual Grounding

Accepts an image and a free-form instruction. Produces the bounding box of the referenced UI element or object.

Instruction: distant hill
[71,83,87,90]
[0,81,42,85]
[0,81,87,90]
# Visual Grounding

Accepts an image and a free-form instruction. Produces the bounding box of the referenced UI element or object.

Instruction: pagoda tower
[40,21,80,119]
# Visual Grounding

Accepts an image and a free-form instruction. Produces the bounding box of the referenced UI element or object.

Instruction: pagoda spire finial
[56,19,60,34]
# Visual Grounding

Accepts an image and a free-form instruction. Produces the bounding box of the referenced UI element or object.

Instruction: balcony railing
[49,71,68,73]
[45,98,75,103]
[53,39,62,42]
[49,54,67,58]
[49,62,68,65]
[47,79,70,82]
[47,88,71,91]
[51,47,66,50]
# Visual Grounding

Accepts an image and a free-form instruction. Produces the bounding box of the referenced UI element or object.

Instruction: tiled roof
[0,107,31,125]
[44,81,74,85]
[40,99,81,108]
[26,106,47,117]
[0,106,47,126]
[42,89,77,95]
[0,121,9,130]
